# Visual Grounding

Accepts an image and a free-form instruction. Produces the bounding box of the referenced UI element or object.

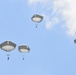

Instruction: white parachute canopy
[31,14,43,28]
[18,45,30,60]
[0,41,16,52]
[0,41,16,60]
[74,39,76,44]
[18,45,30,53]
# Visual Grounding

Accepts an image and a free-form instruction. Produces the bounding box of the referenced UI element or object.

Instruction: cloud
[28,0,50,6]
[45,21,52,30]
[41,13,59,30]
[28,0,76,37]
[28,0,59,30]
[53,0,76,37]
[41,14,52,30]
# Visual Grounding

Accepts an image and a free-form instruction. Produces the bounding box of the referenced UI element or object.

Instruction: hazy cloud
[28,0,50,6]
[28,0,76,37]
[53,0,76,37]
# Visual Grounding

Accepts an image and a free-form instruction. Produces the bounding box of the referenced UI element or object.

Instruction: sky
[0,0,76,75]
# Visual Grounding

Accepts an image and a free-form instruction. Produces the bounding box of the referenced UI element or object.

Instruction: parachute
[0,41,16,60]
[0,41,30,60]
[74,39,76,43]
[18,45,30,60]
[31,14,43,28]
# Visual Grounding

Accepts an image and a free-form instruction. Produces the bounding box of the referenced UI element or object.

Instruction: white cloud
[45,21,52,30]
[42,14,52,30]
[28,0,50,6]
[28,0,59,30]
[53,0,76,37]
[28,0,76,37]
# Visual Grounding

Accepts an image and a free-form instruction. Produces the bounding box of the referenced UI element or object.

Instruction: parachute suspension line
[22,54,25,60]
[7,57,9,60]
[35,23,38,28]
[23,57,24,60]
[22,55,24,60]
[6,54,10,60]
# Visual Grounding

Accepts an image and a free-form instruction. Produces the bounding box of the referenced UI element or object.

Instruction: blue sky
[0,0,76,75]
